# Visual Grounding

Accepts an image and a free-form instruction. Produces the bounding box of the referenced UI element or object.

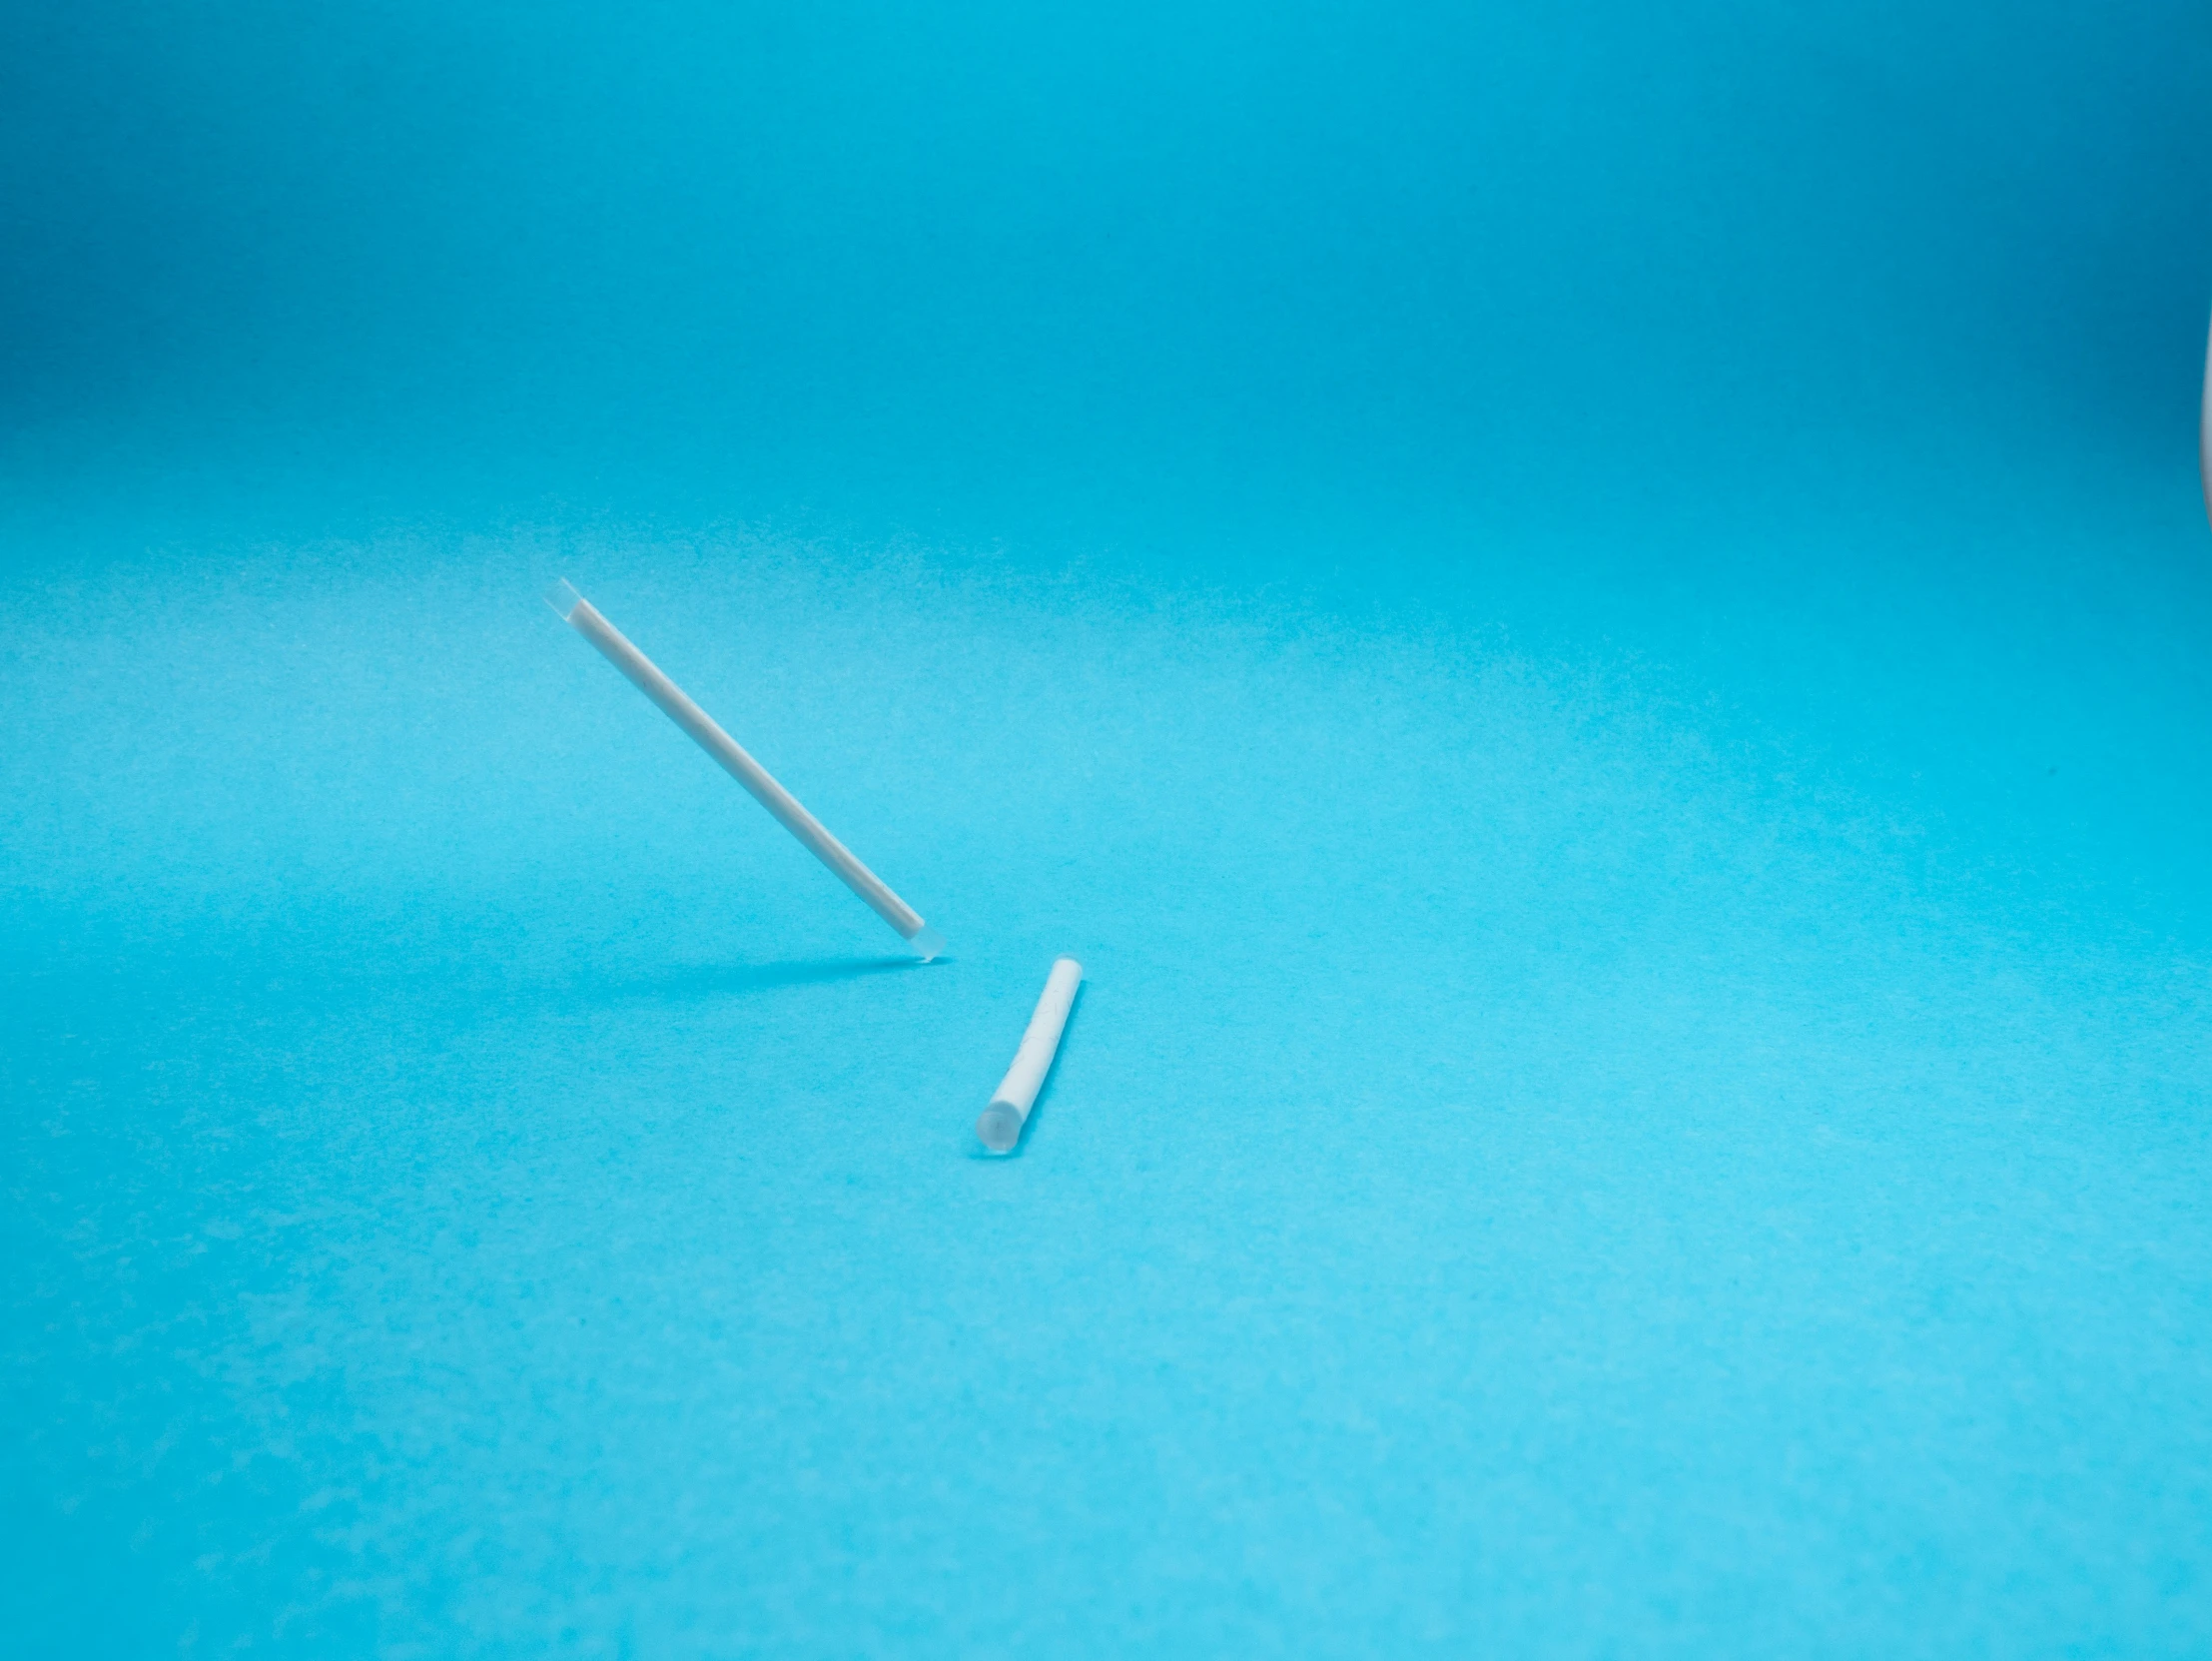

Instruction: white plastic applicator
[546,579,944,959]
[978,957,1083,1153]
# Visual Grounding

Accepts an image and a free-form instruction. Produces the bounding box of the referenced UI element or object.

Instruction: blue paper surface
[5,1,2212,1654]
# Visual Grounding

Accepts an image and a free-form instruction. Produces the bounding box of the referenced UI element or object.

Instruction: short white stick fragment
[545,578,944,959]
[978,957,1083,1154]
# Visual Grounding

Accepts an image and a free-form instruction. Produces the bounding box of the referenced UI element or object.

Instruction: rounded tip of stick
[907,924,946,962]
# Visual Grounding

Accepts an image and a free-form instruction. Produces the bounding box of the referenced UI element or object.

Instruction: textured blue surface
[6,2,2212,1655]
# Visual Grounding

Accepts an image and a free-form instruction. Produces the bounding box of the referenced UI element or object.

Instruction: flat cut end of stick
[977,1102,1023,1153]
[542,578,584,621]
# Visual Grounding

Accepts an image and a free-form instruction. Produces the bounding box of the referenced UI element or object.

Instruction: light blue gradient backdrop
[5,2,2211,1654]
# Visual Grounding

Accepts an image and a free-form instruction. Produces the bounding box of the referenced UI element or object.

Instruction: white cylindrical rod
[977,957,1083,1153]
[545,579,943,959]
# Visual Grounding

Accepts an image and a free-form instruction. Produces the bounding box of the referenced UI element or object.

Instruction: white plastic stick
[545,579,943,959]
[977,957,1082,1153]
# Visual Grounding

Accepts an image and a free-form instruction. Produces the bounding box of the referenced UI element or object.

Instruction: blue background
[5,2,2212,1653]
